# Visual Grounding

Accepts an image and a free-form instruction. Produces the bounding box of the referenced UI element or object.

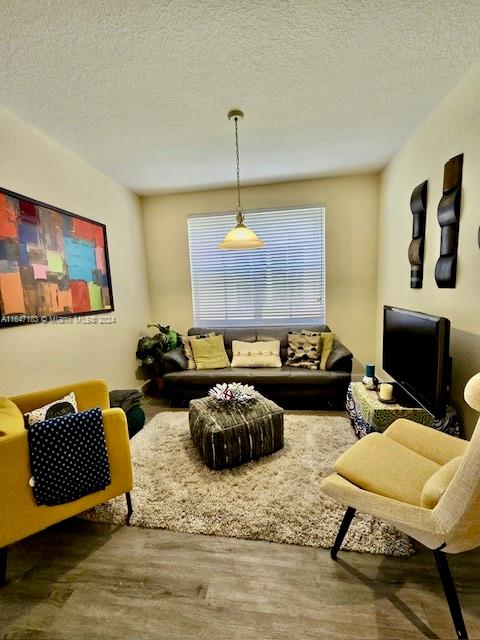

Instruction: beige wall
[142,174,379,372]
[0,107,150,395]
[377,64,480,437]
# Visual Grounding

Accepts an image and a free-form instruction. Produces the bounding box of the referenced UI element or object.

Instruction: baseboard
[351,373,364,383]
[137,379,151,394]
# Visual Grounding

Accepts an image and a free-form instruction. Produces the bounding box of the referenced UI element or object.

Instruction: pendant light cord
[234,116,244,223]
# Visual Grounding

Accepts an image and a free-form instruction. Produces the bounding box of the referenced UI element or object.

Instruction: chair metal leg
[125,492,133,526]
[433,549,468,640]
[331,506,356,559]
[0,547,7,586]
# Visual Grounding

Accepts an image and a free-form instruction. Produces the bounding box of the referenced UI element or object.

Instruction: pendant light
[219,109,264,250]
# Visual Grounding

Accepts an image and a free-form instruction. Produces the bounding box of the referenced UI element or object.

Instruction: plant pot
[155,377,166,392]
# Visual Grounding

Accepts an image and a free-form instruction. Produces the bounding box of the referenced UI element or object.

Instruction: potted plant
[136,324,179,387]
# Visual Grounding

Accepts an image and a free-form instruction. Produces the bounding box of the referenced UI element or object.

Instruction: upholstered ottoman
[189,392,284,470]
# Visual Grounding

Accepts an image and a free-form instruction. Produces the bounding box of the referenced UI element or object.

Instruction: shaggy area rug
[83,412,413,556]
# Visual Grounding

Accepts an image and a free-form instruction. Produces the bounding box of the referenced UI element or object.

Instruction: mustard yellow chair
[321,373,480,640]
[0,380,133,585]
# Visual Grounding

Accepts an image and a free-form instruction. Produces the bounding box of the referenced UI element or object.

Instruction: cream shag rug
[83,412,413,556]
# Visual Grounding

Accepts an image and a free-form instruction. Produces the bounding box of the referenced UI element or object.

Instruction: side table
[346,382,460,439]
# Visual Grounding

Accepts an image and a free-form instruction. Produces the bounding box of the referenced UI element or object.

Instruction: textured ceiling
[1,1,479,194]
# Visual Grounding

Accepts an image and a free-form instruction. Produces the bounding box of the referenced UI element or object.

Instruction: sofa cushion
[190,335,230,370]
[334,432,440,506]
[164,366,350,386]
[253,367,349,385]
[0,397,25,437]
[420,456,463,509]
[231,340,282,368]
[165,368,253,384]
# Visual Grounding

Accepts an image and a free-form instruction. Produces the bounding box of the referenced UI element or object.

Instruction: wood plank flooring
[3,400,479,639]
[1,518,480,639]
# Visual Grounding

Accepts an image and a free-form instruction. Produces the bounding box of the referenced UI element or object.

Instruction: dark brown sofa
[163,325,353,409]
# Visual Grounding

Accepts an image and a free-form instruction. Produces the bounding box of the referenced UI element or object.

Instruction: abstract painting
[0,187,114,326]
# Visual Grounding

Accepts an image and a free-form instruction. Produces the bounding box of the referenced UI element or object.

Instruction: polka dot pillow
[24,392,78,428]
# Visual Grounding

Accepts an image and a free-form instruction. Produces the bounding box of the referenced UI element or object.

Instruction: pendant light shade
[218,212,264,250]
[219,225,264,250]
[219,110,264,250]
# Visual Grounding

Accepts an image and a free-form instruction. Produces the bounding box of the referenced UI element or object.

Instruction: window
[188,206,325,326]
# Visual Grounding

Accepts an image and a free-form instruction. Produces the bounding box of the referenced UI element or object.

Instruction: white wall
[142,174,380,372]
[0,107,151,394]
[377,64,480,437]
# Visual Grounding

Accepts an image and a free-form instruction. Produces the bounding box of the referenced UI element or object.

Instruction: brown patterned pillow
[181,333,215,369]
[286,331,321,370]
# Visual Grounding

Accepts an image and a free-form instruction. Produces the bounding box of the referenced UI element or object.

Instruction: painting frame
[0,187,115,329]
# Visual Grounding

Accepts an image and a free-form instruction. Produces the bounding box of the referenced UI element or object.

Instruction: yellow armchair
[0,380,133,585]
[321,373,480,640]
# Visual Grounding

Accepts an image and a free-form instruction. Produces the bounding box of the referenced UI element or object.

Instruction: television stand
[346,382,459,439]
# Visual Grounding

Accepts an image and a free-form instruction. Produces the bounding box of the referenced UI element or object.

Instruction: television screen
[383,306,451,418]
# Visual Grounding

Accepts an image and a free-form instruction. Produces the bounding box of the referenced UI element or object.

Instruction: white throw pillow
[231,340,282,368]
[24,392,78,427]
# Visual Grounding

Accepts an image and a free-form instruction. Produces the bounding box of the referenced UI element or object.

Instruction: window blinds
[188,206,326,326]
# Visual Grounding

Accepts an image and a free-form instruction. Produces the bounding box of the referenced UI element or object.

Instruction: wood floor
[2,399,479,639]
[1,518,480,639]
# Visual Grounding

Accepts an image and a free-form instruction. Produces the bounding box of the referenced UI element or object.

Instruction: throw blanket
[27,407,111,506]
[109,389,143,413]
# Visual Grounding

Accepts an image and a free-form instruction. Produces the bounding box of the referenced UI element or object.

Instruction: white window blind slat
[188,207,326,327]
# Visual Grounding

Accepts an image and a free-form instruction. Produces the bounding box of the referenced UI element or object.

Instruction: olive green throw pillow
[319,332,334,370]
[190,334,230,370]
[182,332,215,369]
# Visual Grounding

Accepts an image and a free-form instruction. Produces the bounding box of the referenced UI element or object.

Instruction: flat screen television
[383,306,451,418]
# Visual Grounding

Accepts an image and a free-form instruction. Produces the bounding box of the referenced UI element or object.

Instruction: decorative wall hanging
[0,187,114,326]
[408,180,428,288]
[435,154,463,288]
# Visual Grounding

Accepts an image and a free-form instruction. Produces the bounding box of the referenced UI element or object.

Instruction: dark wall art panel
[408,180,428,289]
[0,188,114,327]
[435,154,463,288]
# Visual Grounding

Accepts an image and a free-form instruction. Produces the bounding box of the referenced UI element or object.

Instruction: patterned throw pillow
[286,331,322,369]
[231,340,282,368]
[287,329,335,371]
[181,333,215,369]
[24,392,78,428]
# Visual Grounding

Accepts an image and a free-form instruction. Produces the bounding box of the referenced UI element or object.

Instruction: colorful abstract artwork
[0,188,114,325]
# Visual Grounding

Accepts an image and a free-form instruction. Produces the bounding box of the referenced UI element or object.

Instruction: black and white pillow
[286,330,322,370]
[24,392,78,428]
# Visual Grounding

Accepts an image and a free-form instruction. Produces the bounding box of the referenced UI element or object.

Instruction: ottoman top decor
[189,389,284,470]
[208,382,256,404]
